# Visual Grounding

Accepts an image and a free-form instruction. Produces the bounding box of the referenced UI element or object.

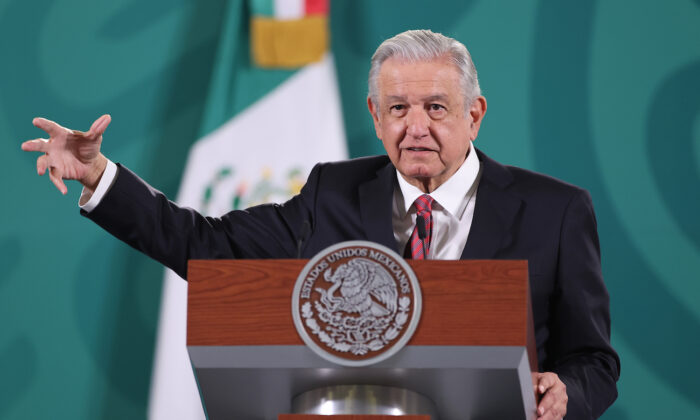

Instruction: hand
[21,115,111,194]
[533,371,568,420]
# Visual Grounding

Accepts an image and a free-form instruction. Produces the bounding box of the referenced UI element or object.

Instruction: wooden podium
[187,259,537,419]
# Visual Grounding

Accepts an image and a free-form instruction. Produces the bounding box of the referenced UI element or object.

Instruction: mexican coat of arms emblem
[292,241,422,366]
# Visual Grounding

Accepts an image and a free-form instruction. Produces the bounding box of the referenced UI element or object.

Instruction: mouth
[404,147,435,152]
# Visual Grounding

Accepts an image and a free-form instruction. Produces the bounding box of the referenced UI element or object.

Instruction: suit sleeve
[547,189,620,419]
[81,163,322,279]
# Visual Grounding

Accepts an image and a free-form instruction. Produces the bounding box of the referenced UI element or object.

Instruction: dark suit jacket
[84,149,620,419]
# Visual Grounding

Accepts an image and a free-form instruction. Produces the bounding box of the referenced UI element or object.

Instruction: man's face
[368,57,486,193]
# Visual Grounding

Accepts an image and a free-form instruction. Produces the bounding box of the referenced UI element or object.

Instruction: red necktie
[405,194,434,259]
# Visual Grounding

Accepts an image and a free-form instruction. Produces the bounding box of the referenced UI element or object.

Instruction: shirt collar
[395,142,480,219]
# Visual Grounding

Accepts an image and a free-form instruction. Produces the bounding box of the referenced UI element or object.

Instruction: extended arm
[82,163,318,279]
[21,115,317,279]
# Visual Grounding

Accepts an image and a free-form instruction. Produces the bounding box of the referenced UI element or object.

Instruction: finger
[21,138,49,153]
[537,410,560,420]
[538,389,557,415]
[536,374,556,415]
[536,411,552,420]
[532,372,544,392]
[37,155,48,176]
[537,401,564,420]
[88,114,111,137]
[33,117,62,136]
[537,380,566,419]
[537,373,556,394]
[48,167,67,195]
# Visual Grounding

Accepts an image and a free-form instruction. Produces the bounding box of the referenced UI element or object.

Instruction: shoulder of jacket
[477,148,588,203]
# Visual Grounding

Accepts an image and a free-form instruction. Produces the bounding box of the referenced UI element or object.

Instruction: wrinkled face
[368,57,486,192]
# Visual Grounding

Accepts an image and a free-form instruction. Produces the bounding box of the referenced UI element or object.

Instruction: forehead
[377,57,462,100]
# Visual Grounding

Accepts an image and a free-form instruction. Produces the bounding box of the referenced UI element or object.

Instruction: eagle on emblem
[317,258,398,318]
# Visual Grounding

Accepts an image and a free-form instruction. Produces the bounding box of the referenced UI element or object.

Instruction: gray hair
[368,29,481,108]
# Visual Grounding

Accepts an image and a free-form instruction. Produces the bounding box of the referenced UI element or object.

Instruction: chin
[401,167,437,180]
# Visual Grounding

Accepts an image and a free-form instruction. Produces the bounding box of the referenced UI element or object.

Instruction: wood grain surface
[187,259,532,349]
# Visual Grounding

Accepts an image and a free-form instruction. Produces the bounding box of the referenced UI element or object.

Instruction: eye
[389,104,407,116]
[427,103,447,118]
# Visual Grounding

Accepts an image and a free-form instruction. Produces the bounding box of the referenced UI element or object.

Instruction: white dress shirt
[81,144,482,261]
[79,159,118,212]
[392,142,481,259]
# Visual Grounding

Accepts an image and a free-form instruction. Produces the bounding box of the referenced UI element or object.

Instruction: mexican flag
[147,1,347,418]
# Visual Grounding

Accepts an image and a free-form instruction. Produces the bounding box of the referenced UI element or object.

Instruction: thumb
[89,114,111,137]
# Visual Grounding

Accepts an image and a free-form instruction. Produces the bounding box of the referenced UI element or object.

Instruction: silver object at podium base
[189,345,536,419]
[291,385,438,417]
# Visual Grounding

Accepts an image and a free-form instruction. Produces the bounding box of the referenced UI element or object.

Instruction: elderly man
[22,30,619,419]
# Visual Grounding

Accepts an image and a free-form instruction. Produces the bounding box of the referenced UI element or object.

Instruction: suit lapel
[461,150,523,259]
[358,162,398,252]
[355,151,521,258]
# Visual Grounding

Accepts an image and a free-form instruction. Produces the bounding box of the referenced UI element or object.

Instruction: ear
[367,96,382,140]
[467,96,487,140]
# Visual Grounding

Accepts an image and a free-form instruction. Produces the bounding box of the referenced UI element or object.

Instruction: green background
[1,0,699,418]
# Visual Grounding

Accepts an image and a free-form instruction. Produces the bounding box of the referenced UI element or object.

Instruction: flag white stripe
[274,0,304,20]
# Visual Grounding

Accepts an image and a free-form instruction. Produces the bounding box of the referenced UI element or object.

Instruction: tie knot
[414,194,434,215]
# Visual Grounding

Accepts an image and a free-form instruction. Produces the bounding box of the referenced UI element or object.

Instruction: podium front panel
[188,259,536,420]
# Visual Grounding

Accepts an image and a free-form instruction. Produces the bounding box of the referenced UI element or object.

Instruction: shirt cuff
[79,159,118,212]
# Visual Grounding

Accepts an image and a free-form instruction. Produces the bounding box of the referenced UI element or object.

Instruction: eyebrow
[383,94,450,103]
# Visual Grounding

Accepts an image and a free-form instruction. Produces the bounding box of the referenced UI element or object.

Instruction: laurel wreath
[301,296,411,355]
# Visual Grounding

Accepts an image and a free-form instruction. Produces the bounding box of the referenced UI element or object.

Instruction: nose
[406,108,429,139]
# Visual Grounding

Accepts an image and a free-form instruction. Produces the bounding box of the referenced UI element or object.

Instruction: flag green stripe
[199,0,296,137]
